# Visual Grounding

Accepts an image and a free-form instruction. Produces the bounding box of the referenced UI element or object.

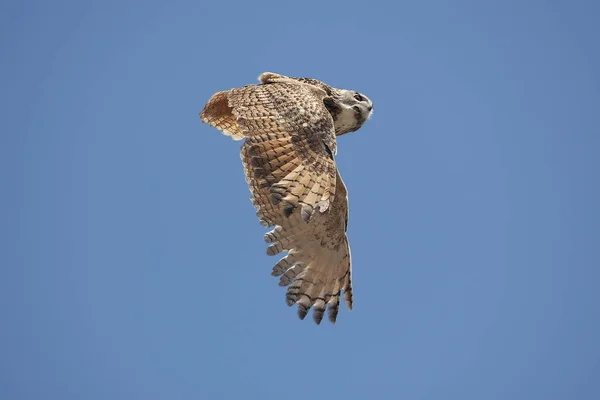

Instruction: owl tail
[200,90,245,141]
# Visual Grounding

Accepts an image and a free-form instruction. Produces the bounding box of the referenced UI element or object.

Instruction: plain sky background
[1,0,599,399]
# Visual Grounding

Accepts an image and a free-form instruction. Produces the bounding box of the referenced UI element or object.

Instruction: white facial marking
[336,108,358,132]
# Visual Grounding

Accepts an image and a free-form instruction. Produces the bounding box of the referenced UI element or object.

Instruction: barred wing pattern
[201,76,353,324]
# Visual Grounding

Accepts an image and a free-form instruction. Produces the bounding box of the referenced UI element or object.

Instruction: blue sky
[2,0,599,398]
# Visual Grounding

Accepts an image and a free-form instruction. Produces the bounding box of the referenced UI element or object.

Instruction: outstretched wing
[201,76,353,323]
[202,76,338,220]
[244,152,354,324]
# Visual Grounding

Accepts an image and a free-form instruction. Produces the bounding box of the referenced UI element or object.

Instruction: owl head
[328,89,373,135]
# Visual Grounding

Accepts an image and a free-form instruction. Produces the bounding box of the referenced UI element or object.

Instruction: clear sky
[2,0,599,399]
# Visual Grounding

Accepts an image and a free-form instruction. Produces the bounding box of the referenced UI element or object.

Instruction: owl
[200,72,373,324]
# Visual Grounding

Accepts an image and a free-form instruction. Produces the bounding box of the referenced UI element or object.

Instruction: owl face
[330,89,373,135]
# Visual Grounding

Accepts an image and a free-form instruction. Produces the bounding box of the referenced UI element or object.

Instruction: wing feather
[227,81,337,219]
[243,141,354,323]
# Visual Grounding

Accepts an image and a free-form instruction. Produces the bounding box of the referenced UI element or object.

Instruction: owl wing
[201,78,353,323]
[202,77,338,220]
[242,145,353,324]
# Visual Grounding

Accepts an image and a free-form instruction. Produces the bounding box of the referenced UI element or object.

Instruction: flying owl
[200,72,373,324]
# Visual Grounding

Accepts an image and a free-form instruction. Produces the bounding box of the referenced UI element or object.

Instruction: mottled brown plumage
[200,72,372,324]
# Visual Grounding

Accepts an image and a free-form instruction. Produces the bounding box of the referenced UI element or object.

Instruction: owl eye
[353,93,364,102]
